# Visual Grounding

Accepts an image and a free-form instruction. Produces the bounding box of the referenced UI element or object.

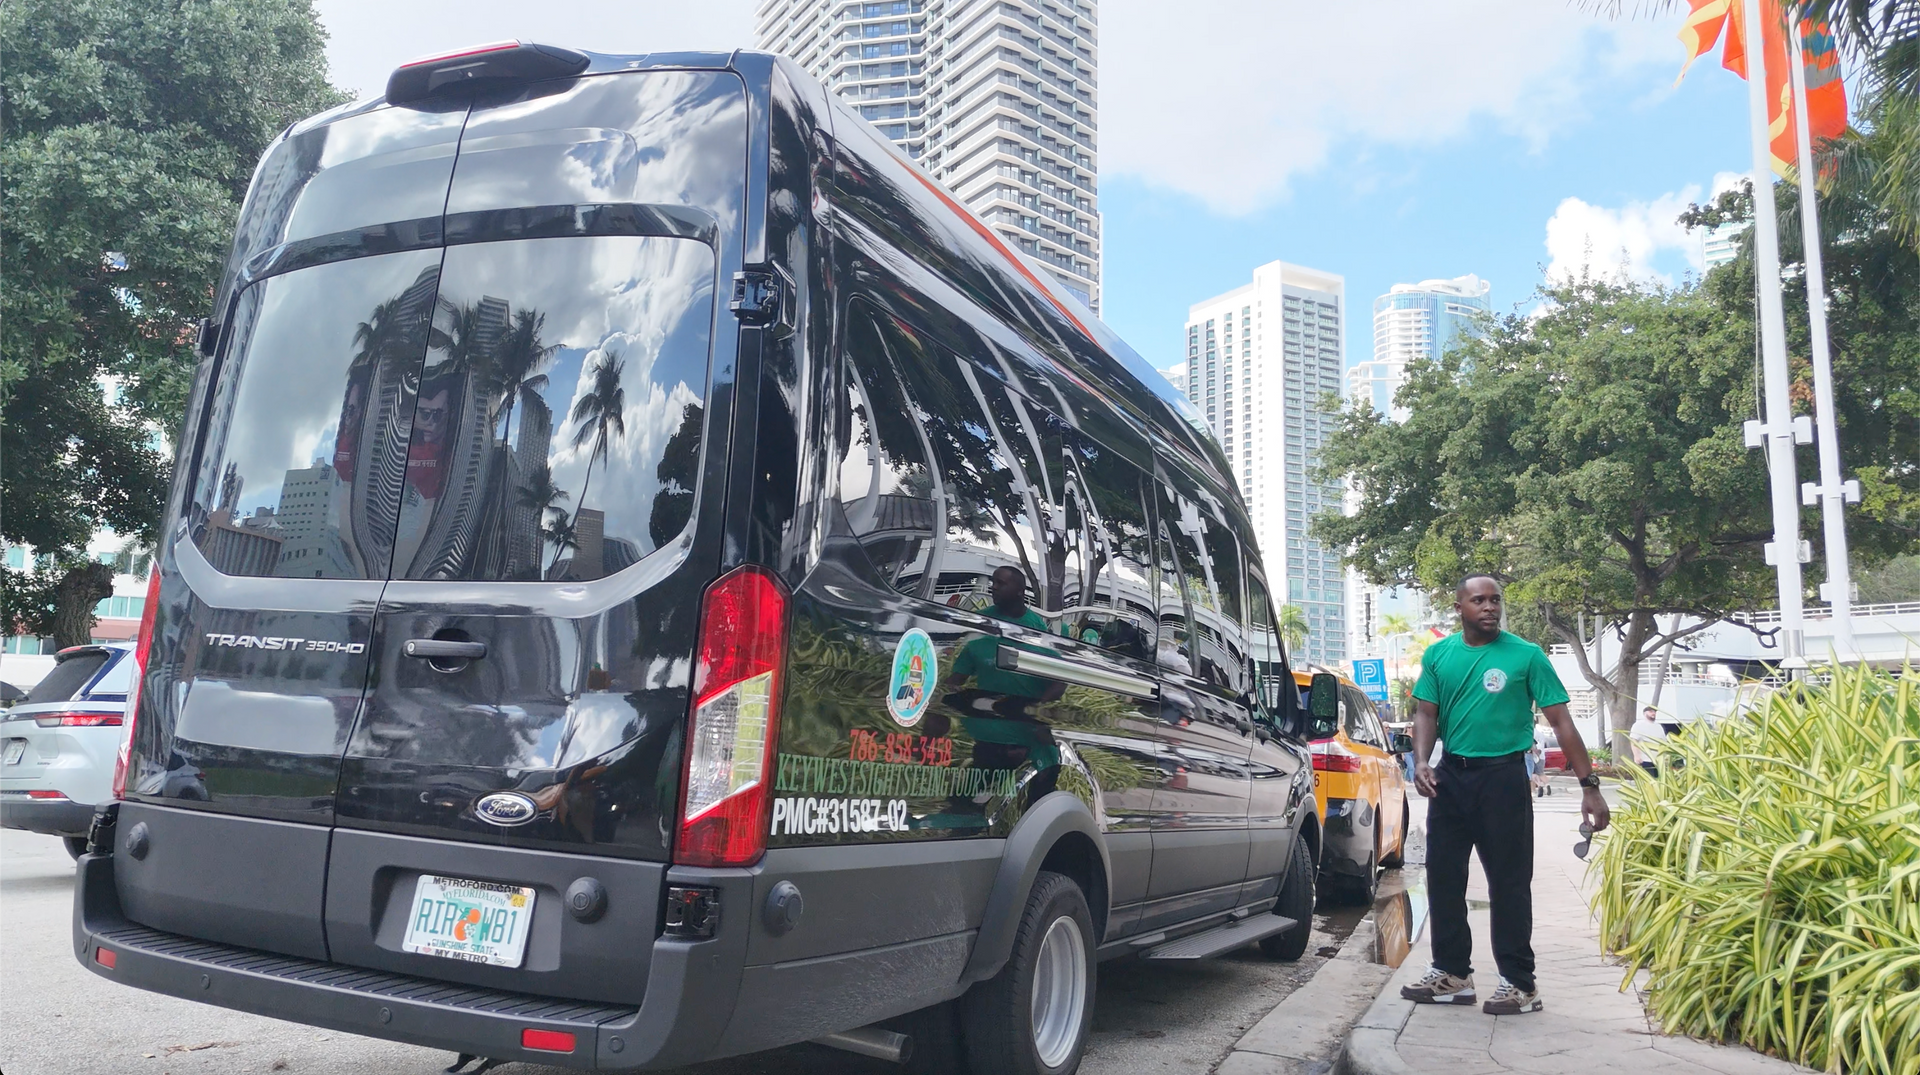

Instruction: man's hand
[1414,762,1438,798]
[1582,785,1610,832]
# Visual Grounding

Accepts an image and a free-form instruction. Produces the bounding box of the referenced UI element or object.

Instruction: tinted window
[1151,484,1194,676]
[190,249,442,578]
[25,651,109,704]
[885,318,1039,614]
[1073,434,1157,660]
[1247,575,1287,715]
[392,236,716,581]
[836,307,941,594]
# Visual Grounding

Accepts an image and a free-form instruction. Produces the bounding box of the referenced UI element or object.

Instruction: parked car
[1,644,132,857]
[74,44,1328,1075]
[1296,669,1411,905]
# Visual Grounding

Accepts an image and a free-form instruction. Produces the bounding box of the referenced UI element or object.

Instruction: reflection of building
[1184,261,1348,667]
[205,507,285,576]
[756,0,1102,309]
[569,507,605,580]
[273,462,351,578]
[507,393,554,578]
[406,295,507,578]
[1346,276,1490,659]
[345,265,442,575]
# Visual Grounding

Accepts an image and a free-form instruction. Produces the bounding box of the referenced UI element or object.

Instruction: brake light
[396,39,521,68]
[112,569,162,800]
[675,566,789,868]
[385,40,590,107]
[35,713,122,727]
[27,790,69,800]
[1311,739,1363,774]
[521,1028,575,1053]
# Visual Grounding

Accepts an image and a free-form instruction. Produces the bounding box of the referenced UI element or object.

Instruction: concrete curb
[1331,927,1431,1075]
[1215,906,1402,1074]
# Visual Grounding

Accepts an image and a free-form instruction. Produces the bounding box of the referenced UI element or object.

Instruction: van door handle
[403,639,488,660]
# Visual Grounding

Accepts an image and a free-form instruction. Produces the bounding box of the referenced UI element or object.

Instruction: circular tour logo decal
[888,629,938,727]
[1482,668,1508,694]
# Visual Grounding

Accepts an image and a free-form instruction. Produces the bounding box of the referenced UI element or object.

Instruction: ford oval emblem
[474,792,538,827]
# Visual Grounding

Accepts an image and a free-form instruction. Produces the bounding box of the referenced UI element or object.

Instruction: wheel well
[1038,831,1109,942]
[1299,815,1322,869]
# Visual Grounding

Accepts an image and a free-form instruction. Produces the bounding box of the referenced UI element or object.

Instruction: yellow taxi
[1295,668,1410,905]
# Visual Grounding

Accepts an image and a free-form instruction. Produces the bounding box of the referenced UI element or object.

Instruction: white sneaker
[1399,966,1476,1005]
[1482,977,1543,1014]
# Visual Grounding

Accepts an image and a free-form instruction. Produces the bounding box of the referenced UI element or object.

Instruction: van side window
[1196,510,1250,694]
[1247,573,1287,716]
[1150,484,1195,676]
[187,250,443,579]
[884,315,1040,618]
[837,308,941,596]
[1074,432,1158,661]
[391,236,717,582]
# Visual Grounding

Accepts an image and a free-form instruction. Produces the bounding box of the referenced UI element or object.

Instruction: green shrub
[1592,665,1920,1075]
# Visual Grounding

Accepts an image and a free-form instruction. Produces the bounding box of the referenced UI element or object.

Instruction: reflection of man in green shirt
[931,567,1064,791]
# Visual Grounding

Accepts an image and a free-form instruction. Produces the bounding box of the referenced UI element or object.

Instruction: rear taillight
[112,570,162,800]
[1311,739,1363,774]
[674,566,789,869]
[520,1028,575,1053]
[26,790,69,800]
[35,713,122,727]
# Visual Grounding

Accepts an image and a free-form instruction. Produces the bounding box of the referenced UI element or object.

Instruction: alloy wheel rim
[1029,914,1088,1068]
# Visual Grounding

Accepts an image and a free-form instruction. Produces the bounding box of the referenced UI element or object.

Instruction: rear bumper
[1,796,95,837]
[1318,797,1375,878]
[74,825,993,1069]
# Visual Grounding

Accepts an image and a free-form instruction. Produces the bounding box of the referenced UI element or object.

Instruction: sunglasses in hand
[1573,821,1595,861]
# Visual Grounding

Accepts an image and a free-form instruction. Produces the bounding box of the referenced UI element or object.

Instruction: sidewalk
[1341,787,1817,1075]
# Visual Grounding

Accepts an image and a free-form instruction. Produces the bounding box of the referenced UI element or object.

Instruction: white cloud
[1099,1,1680,214]
[1540,170,1749,285]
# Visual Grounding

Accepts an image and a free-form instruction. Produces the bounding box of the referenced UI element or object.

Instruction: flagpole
[1741,0,1809,670]
[1788,8,1859,661]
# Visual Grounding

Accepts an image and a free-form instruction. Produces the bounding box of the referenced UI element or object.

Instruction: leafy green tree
[1276,603,1310,654]
[1315,277,1779,751]
[1,0,345,645]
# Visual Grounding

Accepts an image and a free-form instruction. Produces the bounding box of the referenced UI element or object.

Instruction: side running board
[1140,914,1298,960]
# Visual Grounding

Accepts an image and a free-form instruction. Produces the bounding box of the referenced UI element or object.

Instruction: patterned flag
[1675,0,1848,177]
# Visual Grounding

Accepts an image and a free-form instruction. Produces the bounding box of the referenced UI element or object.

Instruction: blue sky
[315,1,1762,374]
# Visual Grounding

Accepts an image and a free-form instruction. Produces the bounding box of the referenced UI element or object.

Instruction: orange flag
[1675,0,1848,177]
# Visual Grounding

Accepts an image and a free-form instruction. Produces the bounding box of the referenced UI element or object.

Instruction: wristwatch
[1578,773,1602,789]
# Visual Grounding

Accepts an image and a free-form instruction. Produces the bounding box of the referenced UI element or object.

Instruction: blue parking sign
[1351,658,1389,703]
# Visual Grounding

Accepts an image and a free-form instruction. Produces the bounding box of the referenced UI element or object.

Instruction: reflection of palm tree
[568,349,627,514]
[353,298,408,366]
[489,310,557,443]
[1277,603,1310,653]
[542,510,578,573]
[434,298,490,375]
[517,467,569,519]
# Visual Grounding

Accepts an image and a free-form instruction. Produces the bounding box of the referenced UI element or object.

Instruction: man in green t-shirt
[1398,576,1608,1017]
[930,567,1066,801]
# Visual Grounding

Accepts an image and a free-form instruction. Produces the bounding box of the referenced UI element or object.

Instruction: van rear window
[390,236,716,581]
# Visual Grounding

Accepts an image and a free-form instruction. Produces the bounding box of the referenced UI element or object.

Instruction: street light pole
[1741,0,1810,671]
[1787,7,1860,661]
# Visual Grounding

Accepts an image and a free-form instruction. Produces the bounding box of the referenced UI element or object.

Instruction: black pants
[1428,753,1534,992]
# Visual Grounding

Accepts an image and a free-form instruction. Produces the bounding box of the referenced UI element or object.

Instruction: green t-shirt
[950,605,1053,698]
[1412,631,1569,758]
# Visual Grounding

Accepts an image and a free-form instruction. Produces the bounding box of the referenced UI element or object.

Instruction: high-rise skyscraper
[1700,221,1744,271]
[755,0,1102,309]
[1345,275,1491,663]
[1184,262,1348,667]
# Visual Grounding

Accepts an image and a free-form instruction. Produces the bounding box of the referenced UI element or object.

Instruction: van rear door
[323,71,748,1004]
[117,101,467,959]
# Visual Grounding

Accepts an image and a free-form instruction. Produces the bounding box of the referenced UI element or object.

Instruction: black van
[73,43,1331,1075]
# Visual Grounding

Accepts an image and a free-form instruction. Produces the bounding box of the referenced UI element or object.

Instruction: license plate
[3,740,24,766]
[400,875,536,967]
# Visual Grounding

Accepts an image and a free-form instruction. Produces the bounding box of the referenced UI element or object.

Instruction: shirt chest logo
[1482,668,1508,694]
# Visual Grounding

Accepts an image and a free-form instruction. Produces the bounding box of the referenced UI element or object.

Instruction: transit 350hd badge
[887,628,937,727]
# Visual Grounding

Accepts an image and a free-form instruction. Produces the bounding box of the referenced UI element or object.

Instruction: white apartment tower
[1185,262,1348,668]
[755,0,1102,309]
[1345,274,1491,665]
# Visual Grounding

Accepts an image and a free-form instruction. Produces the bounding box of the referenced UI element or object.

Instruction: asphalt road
[0,828,1397,1075]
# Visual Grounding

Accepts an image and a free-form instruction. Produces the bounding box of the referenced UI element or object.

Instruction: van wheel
[1259,834,1315,961]
[960,871,1094,1075]
[63,836,89,860]
[1380,800,1409,869]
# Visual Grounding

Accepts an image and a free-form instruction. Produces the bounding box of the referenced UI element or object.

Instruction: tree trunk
[1607,610,1657,759]
[50,561,114,650]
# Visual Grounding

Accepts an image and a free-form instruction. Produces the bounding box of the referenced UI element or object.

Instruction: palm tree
[567,349,627,516]
[1276,603,1311,654]
[1379,612,1415,680]
[489,309,557,443]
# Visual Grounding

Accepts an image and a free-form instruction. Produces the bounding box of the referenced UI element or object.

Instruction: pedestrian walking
[1630,705,1668,778]
[1399,576,1609,1015]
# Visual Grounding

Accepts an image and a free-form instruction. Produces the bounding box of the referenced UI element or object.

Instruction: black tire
[1259,833,1315,960]
[959,871,1095,1075]
[1332,846,1379,906]
[1379,800,1409,869]
[63,836,89,859]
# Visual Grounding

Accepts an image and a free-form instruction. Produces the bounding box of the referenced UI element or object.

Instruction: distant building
[1184,261,1348,667]
[1701,222,1744,271]
[756,0,1102,308]
[1346,275,1492,660]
